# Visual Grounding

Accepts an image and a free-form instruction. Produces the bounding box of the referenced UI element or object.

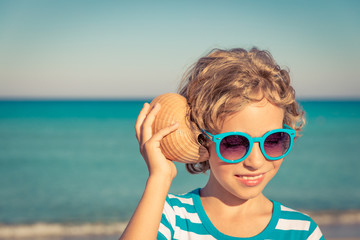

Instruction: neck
[200,173,270,215]
[199,174,274,238]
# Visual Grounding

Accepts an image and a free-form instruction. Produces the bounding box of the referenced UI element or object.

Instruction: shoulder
[273,201,324,239]
[166,189,197,207]
[276,202,314,223]
[163,188,200,218]
[159,189,205,240]
[164,189,199,220]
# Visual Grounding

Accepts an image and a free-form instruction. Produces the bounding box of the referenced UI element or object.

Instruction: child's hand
[135,102,179,180]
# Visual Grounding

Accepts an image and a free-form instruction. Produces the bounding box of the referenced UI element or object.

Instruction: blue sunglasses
[201,125,296,163]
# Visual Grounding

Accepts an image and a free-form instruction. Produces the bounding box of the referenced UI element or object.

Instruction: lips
[235,173,265,187]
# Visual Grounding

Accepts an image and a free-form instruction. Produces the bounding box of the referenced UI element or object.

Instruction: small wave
[0,222,127,239]
[1,211,360,238]
[305,210,360,225]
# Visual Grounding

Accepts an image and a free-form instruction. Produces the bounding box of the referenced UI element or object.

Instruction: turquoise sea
[0,100,360,238]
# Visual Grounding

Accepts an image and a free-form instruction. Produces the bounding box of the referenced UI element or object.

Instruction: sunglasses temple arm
[201,129,214,140]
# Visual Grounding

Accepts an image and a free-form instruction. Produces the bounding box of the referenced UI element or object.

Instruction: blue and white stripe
[157,189,324,240]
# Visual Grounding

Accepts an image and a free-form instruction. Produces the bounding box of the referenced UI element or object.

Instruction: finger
[141,103,161,143]
[135,103,150,141]
[150,122,179,143]
[142,122,179,157]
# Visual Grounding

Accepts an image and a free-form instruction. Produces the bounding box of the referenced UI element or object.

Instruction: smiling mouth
[235,173,265,186]
[239,174,263,180]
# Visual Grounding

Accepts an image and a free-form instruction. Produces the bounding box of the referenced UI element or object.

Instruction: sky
[0,0,359,99]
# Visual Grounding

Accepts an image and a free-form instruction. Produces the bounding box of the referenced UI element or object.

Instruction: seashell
[150,93,208,163]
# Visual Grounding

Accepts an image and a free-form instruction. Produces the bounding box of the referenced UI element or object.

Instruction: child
[120,48,324,239]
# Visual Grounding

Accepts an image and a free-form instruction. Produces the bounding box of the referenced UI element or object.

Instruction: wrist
[148,165,176,181]
[147,173,174,188]
[143,174,173,204]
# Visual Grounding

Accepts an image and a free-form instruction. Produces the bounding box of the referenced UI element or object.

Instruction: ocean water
[0,100,360,235]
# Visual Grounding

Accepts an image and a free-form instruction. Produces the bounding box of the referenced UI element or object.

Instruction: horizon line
[0,97,360,102]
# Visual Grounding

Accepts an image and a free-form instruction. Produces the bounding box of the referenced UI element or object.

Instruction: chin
[234,187,265,201]
[220,180,267,202]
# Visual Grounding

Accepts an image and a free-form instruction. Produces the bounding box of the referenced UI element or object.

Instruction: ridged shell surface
[150,93,206,163]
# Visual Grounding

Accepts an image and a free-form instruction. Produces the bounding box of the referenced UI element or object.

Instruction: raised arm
[119,103,178,240]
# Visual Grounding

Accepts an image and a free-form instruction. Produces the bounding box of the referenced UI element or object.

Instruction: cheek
[207,143,216,160]
[271,159,283,172]
[208,143,222,165]
[208,144,233,175]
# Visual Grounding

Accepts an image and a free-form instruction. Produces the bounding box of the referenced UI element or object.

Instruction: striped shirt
[157,189,324,240]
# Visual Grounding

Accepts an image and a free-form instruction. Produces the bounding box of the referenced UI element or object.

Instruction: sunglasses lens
[219,135,249,160]
[264,132,291,158]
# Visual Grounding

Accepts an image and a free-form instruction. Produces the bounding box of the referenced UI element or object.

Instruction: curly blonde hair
[178,47,305,174]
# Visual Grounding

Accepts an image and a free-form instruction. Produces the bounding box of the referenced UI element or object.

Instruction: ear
[197,133,207,146]
[198,145,210,162]
[197,134,210,162]
[197,133,209,148]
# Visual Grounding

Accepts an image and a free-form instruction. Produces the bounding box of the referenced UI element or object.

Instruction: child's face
[207,98,285,201]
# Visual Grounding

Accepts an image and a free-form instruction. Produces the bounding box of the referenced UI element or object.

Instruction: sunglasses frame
[201,125,296,163]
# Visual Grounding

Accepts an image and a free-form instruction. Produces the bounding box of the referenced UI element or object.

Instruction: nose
[243,142,266,170]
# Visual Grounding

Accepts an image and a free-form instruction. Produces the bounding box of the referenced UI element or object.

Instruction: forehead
[220,99,284,135]
[252,97,271,107]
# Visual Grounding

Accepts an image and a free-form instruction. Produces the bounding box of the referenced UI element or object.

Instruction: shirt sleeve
[157,195,176,240]
[307,221,325,240]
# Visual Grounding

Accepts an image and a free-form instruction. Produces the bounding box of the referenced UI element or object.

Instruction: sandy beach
[1,210,359,240]
[1,227,359,240]
[310,209,360,239]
